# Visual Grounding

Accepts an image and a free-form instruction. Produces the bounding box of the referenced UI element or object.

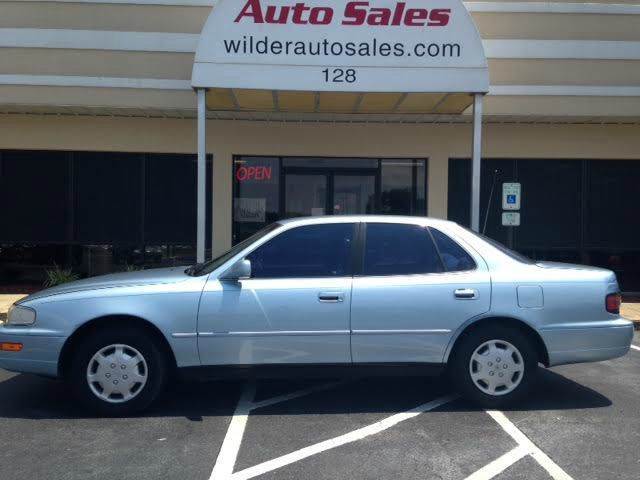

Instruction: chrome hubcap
[469,340,524,396]
[86,344,148,403]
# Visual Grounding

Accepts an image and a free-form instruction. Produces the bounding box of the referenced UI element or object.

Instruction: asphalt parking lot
[0,332,638,480]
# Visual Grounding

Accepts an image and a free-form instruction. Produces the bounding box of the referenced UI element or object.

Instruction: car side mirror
[221,259,251,281]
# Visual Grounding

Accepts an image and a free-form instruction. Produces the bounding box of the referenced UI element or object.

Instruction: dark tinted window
[430,228,476,271]
[247,223,354,278]
[74,152,144,244]
[0,150,69,242]
[146,154,197,244]
[586,160,640,248]
[363,223,443,276]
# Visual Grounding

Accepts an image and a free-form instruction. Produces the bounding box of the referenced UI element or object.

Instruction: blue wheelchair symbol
[506,194,516,204]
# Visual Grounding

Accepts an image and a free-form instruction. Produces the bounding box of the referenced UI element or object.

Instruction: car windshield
[186,223,281,276]
[464,227,535,265]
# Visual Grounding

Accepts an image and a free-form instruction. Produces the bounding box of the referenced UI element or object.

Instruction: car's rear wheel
[450,325,538,408]
[68,326,167,415]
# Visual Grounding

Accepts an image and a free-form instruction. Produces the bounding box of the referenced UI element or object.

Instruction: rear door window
[363,223,443,276]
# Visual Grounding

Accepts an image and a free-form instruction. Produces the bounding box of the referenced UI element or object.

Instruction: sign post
[196,88,207,263]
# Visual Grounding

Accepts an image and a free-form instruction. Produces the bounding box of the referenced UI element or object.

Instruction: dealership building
[1,0,640,291]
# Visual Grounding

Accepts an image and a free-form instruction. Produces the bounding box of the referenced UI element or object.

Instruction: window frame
[243,222,360,280]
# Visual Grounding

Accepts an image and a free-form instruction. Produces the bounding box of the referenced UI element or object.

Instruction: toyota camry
[0,216,633,415]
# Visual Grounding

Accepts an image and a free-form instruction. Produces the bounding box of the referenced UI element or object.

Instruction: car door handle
[454,288,478,299]
[318,292,344,303]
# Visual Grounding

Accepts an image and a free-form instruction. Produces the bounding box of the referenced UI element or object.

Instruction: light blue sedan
[0,216,633,414]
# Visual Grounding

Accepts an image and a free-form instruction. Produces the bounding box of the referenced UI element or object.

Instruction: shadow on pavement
[0,366,611,420]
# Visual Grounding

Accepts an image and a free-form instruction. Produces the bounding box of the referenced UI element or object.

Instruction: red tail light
[606,293,621,314]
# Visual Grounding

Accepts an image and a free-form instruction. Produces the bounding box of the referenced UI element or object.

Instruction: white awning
[192,0,488,114]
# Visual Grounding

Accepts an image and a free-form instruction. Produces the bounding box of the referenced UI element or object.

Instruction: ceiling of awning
[206,89,475,115]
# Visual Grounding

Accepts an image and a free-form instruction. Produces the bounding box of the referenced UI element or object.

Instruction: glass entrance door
[233,156,427,243]
[285,174,328,217]
[284,170,377,218]
[333,174,376,215]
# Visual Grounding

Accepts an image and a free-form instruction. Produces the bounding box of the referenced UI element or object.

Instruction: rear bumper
[0,327,65,377]
[540,318,634,367]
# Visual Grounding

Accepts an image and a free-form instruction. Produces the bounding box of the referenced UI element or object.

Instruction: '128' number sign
[322,68,356,83]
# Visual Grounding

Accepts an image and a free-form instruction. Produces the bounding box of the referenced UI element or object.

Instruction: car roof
[276,215,457,228]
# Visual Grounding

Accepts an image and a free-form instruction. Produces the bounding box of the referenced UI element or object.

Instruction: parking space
[0,332,639,480]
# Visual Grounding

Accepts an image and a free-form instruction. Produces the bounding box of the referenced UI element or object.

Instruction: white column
[196,88,207,263]
[470,93,483,232]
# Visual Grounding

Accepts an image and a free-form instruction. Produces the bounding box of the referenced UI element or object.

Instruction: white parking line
[630,345,640,352]
[230,394,458,480]
[464,445,528,480]
[212,382,573,480]
[209,383,256,480]
[210,381,351,480]
[486,410,574,480]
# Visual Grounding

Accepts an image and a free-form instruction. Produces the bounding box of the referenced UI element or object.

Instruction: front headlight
[6,305,36,326]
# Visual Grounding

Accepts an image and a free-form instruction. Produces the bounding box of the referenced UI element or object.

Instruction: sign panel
[192,0,489,92]
[501,212,520,227]
[502,182,521,211]
[236,165,273,182]
[234,197,266,222]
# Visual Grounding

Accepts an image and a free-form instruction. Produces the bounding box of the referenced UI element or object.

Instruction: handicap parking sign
[502,183,521,211]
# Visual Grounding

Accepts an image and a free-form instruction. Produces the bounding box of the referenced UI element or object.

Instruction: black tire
[449,325,538,409]
[67,326,168,416]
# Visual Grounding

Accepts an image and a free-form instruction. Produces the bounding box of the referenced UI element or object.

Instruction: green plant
[44,263,79,287]
[124,263,144,272]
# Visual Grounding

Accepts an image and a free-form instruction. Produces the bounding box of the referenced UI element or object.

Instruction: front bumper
[0,326,65,377]
[540,318,634,367]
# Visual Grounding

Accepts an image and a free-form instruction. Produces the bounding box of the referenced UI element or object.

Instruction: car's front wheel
[450,325,538,408]
[68,326,167,416]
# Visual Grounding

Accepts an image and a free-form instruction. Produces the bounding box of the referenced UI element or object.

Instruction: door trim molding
[352,329,452,334]
[198,330,350,337]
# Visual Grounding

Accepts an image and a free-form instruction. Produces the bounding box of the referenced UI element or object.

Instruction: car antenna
[482,169,499,235]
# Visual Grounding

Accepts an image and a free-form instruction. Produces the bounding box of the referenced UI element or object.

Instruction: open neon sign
[236,166,273,181]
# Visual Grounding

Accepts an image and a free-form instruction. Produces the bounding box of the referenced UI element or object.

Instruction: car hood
[19,266,192,302]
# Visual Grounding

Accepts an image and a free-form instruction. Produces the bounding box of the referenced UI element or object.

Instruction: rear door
[350,222,490,363]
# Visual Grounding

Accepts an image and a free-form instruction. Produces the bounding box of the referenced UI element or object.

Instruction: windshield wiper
[185,262,204,276]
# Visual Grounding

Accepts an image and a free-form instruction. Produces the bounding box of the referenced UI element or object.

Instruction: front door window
[246,223,355,278]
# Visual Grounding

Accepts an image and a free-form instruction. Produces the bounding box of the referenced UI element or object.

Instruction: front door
[197,222,356,365]
[350,222,491,364]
